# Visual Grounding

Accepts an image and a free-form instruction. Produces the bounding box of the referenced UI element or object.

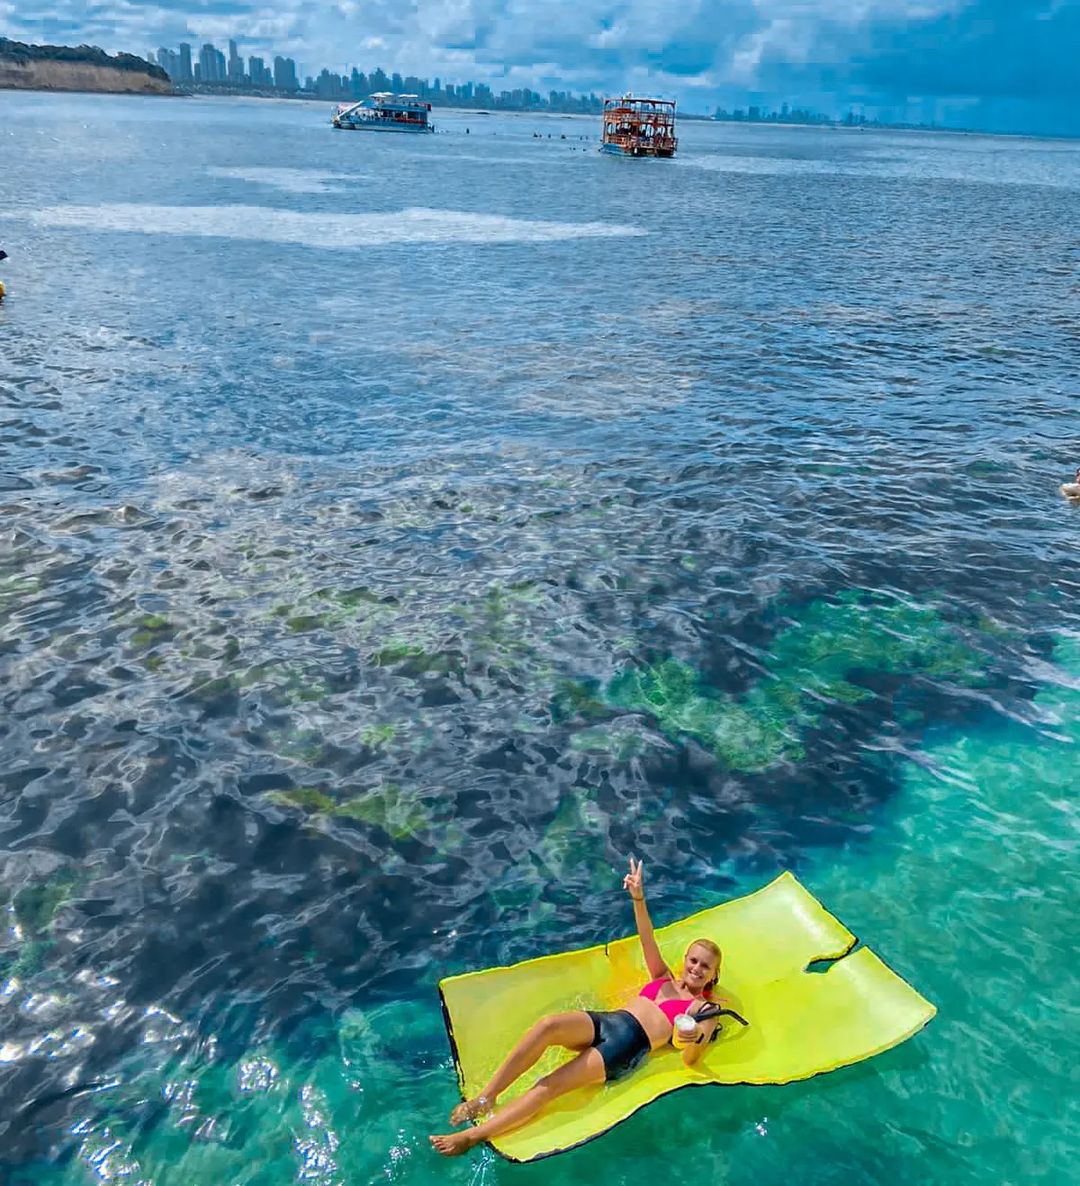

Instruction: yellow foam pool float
[439,872,935,1162]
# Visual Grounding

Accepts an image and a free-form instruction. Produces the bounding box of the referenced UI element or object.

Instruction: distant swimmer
[1061,467,1080,500]
[0,249,7,302]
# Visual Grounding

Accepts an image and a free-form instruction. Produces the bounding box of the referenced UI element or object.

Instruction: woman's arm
[680,1014,720,1066]
[623,858,671,981]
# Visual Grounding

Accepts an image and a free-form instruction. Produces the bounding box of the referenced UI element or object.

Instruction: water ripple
[0,94,1077,1186]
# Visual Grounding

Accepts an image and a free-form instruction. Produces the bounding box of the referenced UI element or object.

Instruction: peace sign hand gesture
[623,856,645,902]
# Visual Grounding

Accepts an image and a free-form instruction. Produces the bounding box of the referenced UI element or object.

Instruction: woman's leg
[431,1046,605,1156]
[448,1010,594,1124]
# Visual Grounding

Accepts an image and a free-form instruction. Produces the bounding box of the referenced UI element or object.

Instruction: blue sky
[4,1,1078,134]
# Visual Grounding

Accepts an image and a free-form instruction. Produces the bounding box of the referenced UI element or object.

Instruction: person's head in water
[683,939,722,995]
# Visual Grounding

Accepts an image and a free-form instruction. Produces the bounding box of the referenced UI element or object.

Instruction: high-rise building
[248,56,271,87]
[156,47,179,77]
[228,39,245,83]
[178,43,193,81]
[199,42,226,83]
[315,69,334,99]
[273,55,298,91]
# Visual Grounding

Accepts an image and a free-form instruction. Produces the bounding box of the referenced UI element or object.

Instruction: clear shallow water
[0,93,1078,1184]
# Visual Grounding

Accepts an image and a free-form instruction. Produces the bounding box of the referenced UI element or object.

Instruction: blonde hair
[686,938,723,995]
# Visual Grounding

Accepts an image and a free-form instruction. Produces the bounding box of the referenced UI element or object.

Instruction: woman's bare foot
[429,1131,478,1156]
[448,1094,491,1125]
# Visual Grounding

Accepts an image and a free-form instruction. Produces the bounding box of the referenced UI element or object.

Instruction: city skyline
[147,37,606,114]
[142,37,959,128]
[8,2,1080,138]
[150,40,298,93]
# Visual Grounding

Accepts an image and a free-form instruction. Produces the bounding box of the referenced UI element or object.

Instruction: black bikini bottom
[585,1009,651,1082]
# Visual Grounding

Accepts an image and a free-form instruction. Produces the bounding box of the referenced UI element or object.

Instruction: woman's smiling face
[683,942,721,992]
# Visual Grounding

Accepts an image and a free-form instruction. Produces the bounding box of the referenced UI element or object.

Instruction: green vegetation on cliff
[0,37,168,82]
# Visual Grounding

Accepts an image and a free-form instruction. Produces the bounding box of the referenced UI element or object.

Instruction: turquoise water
[0,93,1078,1184]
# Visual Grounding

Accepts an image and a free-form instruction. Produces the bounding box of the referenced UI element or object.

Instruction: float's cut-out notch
[805,939,862,974]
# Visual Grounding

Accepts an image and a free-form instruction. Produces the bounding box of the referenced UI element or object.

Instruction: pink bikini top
[639,976,697,1025]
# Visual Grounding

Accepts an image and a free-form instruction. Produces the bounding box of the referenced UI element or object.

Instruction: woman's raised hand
[623,856,645,902]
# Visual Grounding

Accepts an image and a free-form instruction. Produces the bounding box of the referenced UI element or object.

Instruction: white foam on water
[681,154,846,177]
[6,204,645,248]
[682,147,1080,190]
[206,167,363,193]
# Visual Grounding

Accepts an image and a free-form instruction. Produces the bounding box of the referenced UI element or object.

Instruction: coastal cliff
[0,38,171,94]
